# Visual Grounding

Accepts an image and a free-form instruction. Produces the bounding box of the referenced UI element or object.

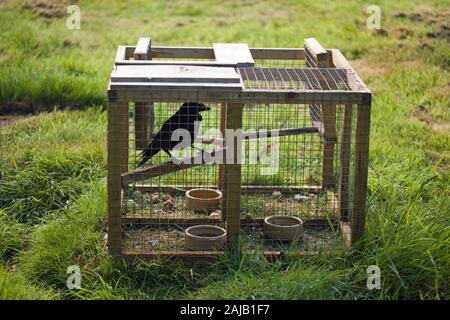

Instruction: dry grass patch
[21,0,68,18]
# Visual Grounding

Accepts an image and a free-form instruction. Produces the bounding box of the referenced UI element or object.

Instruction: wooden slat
[111,65,241,84]
[321,103,337,189]
[124,216,222,225]
[123,251,223,266]
[121,148,226,186]
[120,105,129,173]
[199,127,319,147]
[330,49,370,92]
[107,100,127,257]
[250,48,304,60]
[123,216,338,227]
[304,38,336,190]
[110,80,243,91]
[134,37,151,60]
[132,184,323,194]
[338,104,353,218]
[125,46,305,60]
[135,104,153,150]
[213,43,255,67]
[115,60,239,67]
[134,38,154,150]
[218,103,227,193]
[223,103,243,248]
[109,87,367,105]
[304,38,331,66]
[351,103,371,243]
[152,46,215,59]
[115,45,127,62]
[122,251,285,265]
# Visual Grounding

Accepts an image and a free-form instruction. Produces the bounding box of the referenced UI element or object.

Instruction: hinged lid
[111,65,241,84]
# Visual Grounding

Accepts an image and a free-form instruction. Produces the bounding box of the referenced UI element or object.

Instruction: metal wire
[239,67,351,91]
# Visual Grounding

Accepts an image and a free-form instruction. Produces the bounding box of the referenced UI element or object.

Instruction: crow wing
[138,110,202,166]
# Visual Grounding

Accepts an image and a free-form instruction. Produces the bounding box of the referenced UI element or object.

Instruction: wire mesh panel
[117,100,358,256]
[239,67,351,91]
[107,39,371,263]
[123,100,225,255]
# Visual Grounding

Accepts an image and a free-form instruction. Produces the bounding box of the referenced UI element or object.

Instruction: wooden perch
[197,126,319,146]
[121,148,225,186]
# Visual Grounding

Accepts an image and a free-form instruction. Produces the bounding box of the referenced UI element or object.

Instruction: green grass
[0,108,106,223]
[0,210,28,262]
[0,265,54,299]
[0,0,449,300]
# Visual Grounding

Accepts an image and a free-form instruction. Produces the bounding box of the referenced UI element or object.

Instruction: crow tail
[137,147,160,167]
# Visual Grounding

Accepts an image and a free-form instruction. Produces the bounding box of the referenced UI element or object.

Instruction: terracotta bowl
[185,188,222,210]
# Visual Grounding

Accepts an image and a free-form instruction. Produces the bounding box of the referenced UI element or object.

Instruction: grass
[0,265,54,299]
[0,0,449,300]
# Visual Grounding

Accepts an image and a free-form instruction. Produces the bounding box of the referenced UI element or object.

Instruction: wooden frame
[106,38,371,264]
[222,103,243,247]
[304,38,337,190]
[133,38,154,150]
[107,100,127,257]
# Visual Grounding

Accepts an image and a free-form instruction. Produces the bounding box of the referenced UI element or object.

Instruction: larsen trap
[106,37,371,264]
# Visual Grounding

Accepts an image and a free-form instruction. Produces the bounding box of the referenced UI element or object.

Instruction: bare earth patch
[395,6,450,42]
[413,105,450,135]
[393,27,413,40]
[0,115,22,128]
[350,59,388,78]
[21,0,68,18]
[432,83,450,99]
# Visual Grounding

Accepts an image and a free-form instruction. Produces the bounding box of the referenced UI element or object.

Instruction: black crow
[137,102,211,167]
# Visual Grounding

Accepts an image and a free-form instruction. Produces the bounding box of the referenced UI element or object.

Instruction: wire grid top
[238,67,351,91]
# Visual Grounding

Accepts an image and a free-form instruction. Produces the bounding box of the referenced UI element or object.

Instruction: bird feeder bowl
[185,188,222,210]
[185,225,227,251]
[263,216,304,241]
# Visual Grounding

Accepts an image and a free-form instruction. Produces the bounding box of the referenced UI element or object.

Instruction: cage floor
[122,188,341,255]
[122,225,341,255]
[124,190,338,219]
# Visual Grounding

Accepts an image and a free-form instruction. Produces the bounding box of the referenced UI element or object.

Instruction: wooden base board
[121,250,318,266]
[132,184,323,194]
[122,215,338,227]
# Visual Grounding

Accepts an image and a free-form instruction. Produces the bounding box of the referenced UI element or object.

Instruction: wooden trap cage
[107,37,371,264]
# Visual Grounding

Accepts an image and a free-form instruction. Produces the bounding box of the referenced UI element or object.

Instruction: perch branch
[197,126,319,146]
[121,148,226,186]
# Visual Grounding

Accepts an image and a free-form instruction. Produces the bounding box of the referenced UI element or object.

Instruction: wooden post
[321,104,337,189]
[338,104,353,219]
[351,103,371,243]
[223,103,243,248]
[107,99,128,258]
[134,38,154,150]
[304,38,336,190]
[218,103,227,194]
